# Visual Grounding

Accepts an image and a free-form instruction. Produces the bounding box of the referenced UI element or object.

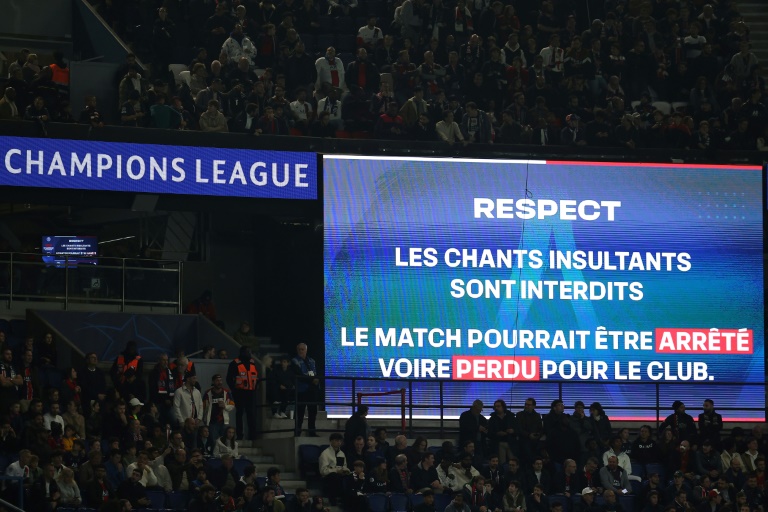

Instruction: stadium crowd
[332,398,765,512]
[1,0,768,149]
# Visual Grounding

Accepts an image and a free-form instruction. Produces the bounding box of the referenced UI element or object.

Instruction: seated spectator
[289,88,314,134]
[210,453,239,490]
[461,102,493,144]
[319,433,349,505]
[214,426,240,458]
[309,111,336,137]
[199,99,229,132]
[78,95,105,128]
[58,467,82,507]
[117,468,151,509]
[375,101,406,139]
[258,105,288,135]
[599,455,630,495]
[411,112,438,141]
[316,87,343,130]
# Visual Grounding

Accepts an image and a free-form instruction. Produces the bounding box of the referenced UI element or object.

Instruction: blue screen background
[323,156,765,420]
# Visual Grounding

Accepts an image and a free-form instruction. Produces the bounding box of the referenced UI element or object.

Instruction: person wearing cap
[660,402,696,443]
[665,471,692,505]
[561,114,587,145]
[599,455,629,495]
[173,372,203,429]
[576,487,601,512]
[696,489,722,512]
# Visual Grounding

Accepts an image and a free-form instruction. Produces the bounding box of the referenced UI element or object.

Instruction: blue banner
[0,135,317,199]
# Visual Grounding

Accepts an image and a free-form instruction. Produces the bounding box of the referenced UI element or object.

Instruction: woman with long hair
[214,425,240,458]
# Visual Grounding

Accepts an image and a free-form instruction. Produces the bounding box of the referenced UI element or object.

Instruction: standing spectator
[660,401,696,442]
[358,17,384,50]
[699,400,723,448]
[173,373,203,429]
[459,400,488,459]
[344,405,369,453]
[0,348,21,418]
[17,348,41,408]
[78,95,105,128]
[111,341,142,387]
[152,7,176,81]
[148,354,175,427]
[315,47,347,94]
[80,353,107,417]
[292,343,320,437]
[460,102,493,143]
[226,346,258,441]
[203,374,235,443]
[222,24,258,68]
[0,88,21,120]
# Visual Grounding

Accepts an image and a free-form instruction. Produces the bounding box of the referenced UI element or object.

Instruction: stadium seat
[645,463,666,481]
[619,495,635,512]
[631,480,643,495]
[671,102,689,113]
[316,34,336,52]
[298,444,322,478]
[146,490,167,509]
[390,493,409,512]
[630,101,641,110]
[234,458,251,476]
[168,64,188,84]
[410,493,425,508]
[334,17,355,34]
[178,70,191,88]
[434,493,453,511]
[0,319,9,334]
[368,493,388,512]
[651,101,671,115]
[166,491,190,510]
[631,462,644,478]
[205,458,223,472]
[257,476,267,488]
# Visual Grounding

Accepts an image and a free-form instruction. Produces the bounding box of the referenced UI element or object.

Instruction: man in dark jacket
[459,400,488,459]
[343,405,369,453]
[117,468,151,509]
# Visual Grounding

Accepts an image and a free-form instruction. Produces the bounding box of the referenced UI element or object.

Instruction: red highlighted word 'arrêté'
[655,328,753,354]
[452,356,540,380]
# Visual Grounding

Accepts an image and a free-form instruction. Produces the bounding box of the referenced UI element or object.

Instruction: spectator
[346,48,380,98]
[375,101,406,139]
[23,95,50,131]
[316,47,347,94]
[203,373,235,442]
[0,87,21,120]
[173,373,203,428]
[411,112,438,141]
[58,467,82,507]
[358,16,384,49]
[291,343,320,437]
[117,468,151,509]
[226,346,258,441]
[729,41,758,81]
[214,426,240,458]
[222,23,257,67]
[319,433,349,505]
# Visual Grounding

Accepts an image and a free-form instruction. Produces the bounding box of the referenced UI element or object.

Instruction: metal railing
[268,376,767,438]
[0,252,183,312]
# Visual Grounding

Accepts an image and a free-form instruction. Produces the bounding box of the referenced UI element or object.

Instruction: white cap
[582,488,595,495]
[129,398,144,407]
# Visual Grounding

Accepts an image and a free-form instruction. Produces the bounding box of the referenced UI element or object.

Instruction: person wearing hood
[222,23,257,68]
[226,346,258,441]
[110,341,142,387]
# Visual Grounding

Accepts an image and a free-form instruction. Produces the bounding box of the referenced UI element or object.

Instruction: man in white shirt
[317,88,343,130]
[315,47,347,95]
[357,17,384,49]
[221,23,257,67]
[5,449,31,478]
[602,436,640,481]
[539,34,564,83]
[452,452,480,489]
[43,403,65,432]
[436,110,467,145]
[126,451,159,488]
[173,373,203,427]
[437,456,462,492]
[290,88,314,133]
[318,433,349,505]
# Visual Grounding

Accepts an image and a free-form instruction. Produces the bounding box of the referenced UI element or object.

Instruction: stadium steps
[240,442,306,493]
[735,2,768,78]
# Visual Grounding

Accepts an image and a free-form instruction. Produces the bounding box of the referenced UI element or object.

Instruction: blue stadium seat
[434,493,452,511]
[205,458,223,473]
[631,480,643,495]
[234,458,251,476]
[316,34,336,52]
[410,493,425,508]
[619,495,635,512]
[645,463,666,481]
[298,444,322,478]
[146,489,167,509]
[257,476,267,489]
[631,462,644,478]
[166,491,190,510]
[367,493,388,512]
[390,493,409,512]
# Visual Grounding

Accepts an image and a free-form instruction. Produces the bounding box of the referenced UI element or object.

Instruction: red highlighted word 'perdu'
[655,328,753,354]
[452,356,540,380]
